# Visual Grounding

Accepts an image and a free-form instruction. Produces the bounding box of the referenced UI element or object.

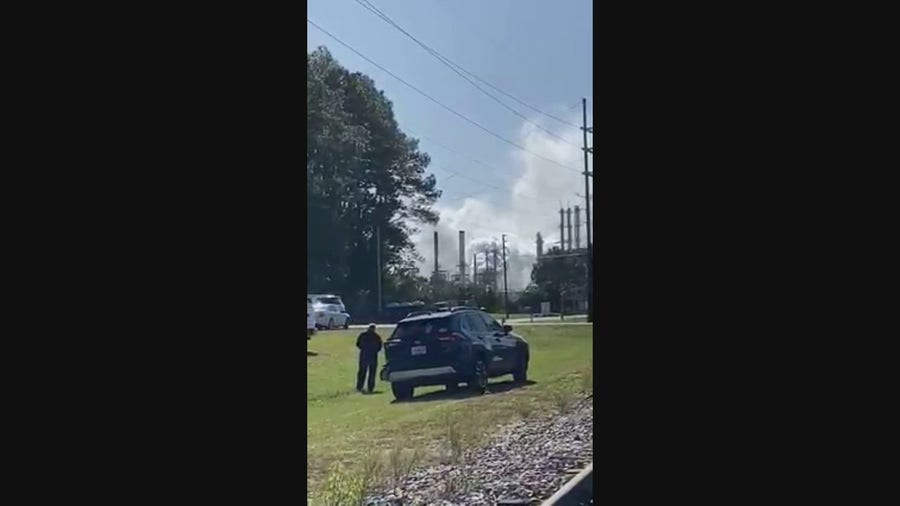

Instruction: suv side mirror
[502,324,513,333]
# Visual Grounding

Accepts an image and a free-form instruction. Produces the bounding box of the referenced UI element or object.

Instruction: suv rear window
[393,317,453,340]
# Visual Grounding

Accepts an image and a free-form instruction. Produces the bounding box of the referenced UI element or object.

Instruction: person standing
[356,323,382,393]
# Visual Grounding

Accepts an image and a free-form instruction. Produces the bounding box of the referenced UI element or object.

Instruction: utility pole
[376,224,382,318]
[581,97,593,323]
[501,234,509,321]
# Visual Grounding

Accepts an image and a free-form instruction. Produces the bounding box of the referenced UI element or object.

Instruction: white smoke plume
[410,109,593,290]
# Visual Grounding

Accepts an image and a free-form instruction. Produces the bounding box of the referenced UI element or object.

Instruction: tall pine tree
[307,47,440,310]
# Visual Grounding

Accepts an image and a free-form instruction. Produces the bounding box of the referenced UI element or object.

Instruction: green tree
[517,283,548,312]
[530,247,587,312]
[307,47,440,309]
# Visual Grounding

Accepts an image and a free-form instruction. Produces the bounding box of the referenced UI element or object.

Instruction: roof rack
[450,306,479,312]
[405,310,432,318]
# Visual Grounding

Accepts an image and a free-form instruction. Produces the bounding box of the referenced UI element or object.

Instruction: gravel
[364,399,593,506]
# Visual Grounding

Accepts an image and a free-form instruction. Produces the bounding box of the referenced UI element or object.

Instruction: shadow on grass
[390,379,537,404]
[307,351,319,356]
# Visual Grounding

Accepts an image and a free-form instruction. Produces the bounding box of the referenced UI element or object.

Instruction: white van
[308,294,351,329]
[307,297,316,339]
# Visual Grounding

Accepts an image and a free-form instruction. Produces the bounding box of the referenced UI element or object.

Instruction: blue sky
[308,0,593,289]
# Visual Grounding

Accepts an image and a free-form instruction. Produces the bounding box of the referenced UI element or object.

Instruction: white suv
[309,294,351,329]
[307,298,316,339]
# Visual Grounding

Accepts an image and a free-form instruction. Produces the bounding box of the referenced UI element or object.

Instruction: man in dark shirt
[356,323,383,393]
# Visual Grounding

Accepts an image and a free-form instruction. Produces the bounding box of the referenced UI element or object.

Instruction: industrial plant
[426,203,589,315]
[533,205,590,313]
[430,229,503,294]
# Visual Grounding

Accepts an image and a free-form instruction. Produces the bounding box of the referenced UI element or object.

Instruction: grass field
[306,324,593,494]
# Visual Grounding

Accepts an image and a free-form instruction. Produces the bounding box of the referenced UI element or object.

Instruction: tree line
[307,47,439,312]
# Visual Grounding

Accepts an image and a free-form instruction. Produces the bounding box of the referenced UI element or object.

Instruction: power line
[428,0,525,68]
[354,0,582,148]
[409,128,523,180]
[353,2,583,131]
[307,18,583,173]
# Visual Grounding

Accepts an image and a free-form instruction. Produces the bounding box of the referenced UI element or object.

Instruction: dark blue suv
[381,307,530,401]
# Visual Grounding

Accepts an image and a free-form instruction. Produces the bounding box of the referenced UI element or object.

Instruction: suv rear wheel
[391,382,414,401]
[468,359,488,394]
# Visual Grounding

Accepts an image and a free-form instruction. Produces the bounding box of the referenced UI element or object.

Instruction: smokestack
[433,231,439,274]
[458,231,466,283]
[566,208,573,251]
[559,208,565,250]
[536,232,544,258]
[574,206,581,250]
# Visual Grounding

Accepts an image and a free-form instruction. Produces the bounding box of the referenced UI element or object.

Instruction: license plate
[410,345,427,356]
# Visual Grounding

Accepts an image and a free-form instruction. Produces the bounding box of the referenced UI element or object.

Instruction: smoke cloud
[410,109,593,291]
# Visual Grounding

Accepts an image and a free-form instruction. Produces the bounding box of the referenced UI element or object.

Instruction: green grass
[306,324,593,492]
